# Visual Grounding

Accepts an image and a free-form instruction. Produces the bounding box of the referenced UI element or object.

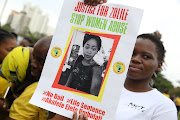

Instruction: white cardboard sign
[30,0,143,120]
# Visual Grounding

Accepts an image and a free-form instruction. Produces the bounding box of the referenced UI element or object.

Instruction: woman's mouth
[85,55,92,59]
[129,65,142,72]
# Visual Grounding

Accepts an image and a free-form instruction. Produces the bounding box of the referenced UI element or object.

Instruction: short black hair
[11,32,18,39]
[24,37,33,44]
[0,29,15,44]
[83,33,102,51]
[137,33,166,62]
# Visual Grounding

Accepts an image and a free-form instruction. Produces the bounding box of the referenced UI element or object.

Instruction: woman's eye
[92,48,97,51]
[143,55,151,59]
[85,46,89,49]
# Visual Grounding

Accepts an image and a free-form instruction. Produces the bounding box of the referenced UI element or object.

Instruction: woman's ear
[156,61,163,72]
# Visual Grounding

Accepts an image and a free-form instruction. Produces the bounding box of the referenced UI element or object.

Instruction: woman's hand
[84,0,107,6]
[72,111,88,120]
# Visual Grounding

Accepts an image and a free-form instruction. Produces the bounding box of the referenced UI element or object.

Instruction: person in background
[114,31,177,120]
[11,32,18,40]
[7,36,52,120]
[8,36,87,120]
[0,29,17,66]
[174,96,180,113]
[19,37,34,47]
[0,28,17,119]
[0,46,33,120]
[170,94,177,102]
[0,29,17,98]
[163,90,170,98]
[0,46,33,99]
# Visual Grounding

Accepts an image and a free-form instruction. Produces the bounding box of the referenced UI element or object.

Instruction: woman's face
[83,39,98,61]
[0,38,17,64]
[127,38,162,81]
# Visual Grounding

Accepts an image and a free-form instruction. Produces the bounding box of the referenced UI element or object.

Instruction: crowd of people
[0,0,179,120]
[163,91,180,115]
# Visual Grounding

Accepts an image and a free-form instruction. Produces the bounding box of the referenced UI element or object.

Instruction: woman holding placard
[114,31,177,120]
[72,31,177,120]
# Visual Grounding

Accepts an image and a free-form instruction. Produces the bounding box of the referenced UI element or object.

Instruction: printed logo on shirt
[128,102,145,112]
[51,47,62,58]
[113,62,125,74]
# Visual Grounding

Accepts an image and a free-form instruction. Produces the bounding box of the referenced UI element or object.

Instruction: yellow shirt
[0,76,12,98]
[0,63,12,99]
[9,82,48,120]
[163,93,170,98]
[175,97,180,106]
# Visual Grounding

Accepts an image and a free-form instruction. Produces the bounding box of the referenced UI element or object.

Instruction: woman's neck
[124,77,152,92]
[82,59,91,66]
[82,58,95,66]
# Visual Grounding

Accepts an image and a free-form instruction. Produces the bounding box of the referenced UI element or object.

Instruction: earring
[153,72,157,78]
[149,78,154,86]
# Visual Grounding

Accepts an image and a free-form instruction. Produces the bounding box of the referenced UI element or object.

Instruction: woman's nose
[87,49,92,54]
[131,55,141,64]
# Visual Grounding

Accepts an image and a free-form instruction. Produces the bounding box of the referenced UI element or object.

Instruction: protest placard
[30,0,143,119]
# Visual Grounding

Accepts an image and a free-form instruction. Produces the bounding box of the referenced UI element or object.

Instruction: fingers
[72,111,88,120]
[84,0,93,5]
[84,0,107,6]
[83,114,88,120]
[100,0,107,4]
[72,111,78,120]
[78,113,84,120]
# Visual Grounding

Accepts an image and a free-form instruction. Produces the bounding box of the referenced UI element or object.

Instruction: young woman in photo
[66,34,102,96]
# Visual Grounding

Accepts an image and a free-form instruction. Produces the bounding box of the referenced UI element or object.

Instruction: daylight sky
[0,0,180,87]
